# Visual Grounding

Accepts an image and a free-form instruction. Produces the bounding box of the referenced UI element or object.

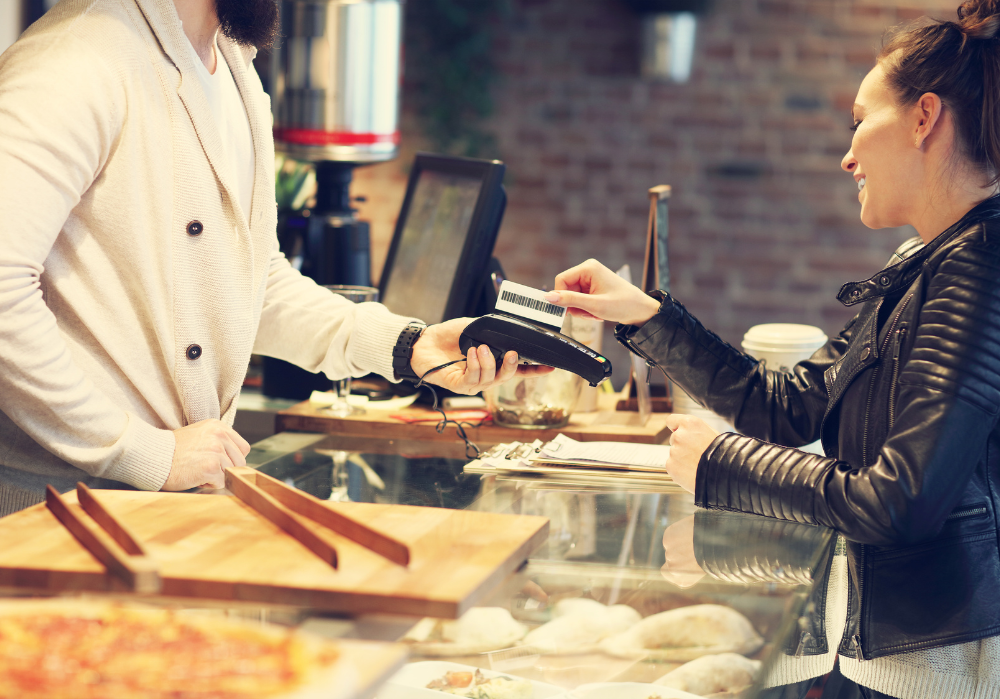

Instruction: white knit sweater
[0,0,416,513]
[764,539,1000,698]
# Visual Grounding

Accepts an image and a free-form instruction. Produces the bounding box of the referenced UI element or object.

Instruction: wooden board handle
[225,469,338,569]
[252,469,411,567]
[76,483,148,557]
[45,486,160,594]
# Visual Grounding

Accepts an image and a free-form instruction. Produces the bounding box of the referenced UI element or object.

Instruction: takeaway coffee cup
[742,323,828,454]
[741,323,828,373]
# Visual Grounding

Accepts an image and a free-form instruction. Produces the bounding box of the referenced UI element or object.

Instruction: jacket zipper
[624,338,668,386]
[862,294,914,465]
[861,368,878,468]
[854,546,867,660]
[888,325,908,429]
[945,505,988,521]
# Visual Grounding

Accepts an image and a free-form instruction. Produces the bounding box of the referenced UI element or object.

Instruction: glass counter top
[244,431,837,699]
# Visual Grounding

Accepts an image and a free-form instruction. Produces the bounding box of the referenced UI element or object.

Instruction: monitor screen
[380,171,483,323]
[379,154,506,325]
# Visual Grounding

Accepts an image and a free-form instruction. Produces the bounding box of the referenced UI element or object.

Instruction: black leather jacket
[617,196,1000,660]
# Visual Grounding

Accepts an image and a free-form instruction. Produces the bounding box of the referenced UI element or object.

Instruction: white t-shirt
[186,32,255,223]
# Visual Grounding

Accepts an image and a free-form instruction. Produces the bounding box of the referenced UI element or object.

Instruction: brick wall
[353,0,958,375]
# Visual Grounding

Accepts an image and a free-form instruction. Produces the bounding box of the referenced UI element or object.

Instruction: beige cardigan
[0,0,416,513]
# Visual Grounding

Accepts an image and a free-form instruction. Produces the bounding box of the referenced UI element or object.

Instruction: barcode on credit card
[500,290,565,318]
[495,280,566,329]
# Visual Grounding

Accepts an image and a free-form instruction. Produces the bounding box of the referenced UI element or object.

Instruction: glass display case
[241,432,838,699]
[0,430,835,698]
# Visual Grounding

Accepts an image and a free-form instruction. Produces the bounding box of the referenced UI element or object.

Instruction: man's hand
[409,318,553,396]
[663,414,720,494]
[543,258,661,327]
[163,419,251,491]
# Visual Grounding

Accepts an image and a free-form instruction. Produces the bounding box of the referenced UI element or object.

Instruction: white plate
[566,683,704,699]
[379,661,565,699]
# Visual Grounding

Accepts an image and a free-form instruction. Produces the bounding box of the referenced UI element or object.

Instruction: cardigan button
[186,220,204,236]
[186,344,202,360]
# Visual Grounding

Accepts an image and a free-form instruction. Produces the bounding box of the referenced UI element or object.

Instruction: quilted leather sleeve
[698,240,1000,545]
[624,295,852,447]
[692,509,831,585]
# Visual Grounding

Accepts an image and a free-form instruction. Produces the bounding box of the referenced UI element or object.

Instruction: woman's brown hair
[880,0,1000,185]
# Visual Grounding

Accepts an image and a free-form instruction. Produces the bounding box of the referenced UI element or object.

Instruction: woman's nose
[842,150,857,173]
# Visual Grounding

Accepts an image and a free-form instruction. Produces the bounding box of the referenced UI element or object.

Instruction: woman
[545,2,1000,698]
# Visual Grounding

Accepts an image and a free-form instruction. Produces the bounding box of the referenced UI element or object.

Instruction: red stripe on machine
[273,128,401,146]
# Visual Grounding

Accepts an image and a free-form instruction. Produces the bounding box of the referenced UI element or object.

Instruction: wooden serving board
[277,394,672,446]
[0,490,548,618]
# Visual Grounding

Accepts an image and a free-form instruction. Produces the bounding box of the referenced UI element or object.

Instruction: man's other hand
[410,318,553,396]
[164,419,251,490]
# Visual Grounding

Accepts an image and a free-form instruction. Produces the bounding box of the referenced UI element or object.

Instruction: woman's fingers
[544,289,606,318]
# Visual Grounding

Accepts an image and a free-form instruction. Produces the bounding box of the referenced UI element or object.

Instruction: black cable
[414,359,482,459]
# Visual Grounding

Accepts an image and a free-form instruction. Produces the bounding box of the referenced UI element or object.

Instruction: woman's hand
[660,514,705,588]
[663,414,720,494]
[543,258,661,326]
[409,318,552,395]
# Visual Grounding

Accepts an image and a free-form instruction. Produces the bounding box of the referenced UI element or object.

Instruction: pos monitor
[378,153,507,324]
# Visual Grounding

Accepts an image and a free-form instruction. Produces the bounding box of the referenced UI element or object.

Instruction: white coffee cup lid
[743,323,828,352]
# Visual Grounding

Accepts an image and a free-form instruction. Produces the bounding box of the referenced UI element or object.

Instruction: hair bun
[958,0,1000,39]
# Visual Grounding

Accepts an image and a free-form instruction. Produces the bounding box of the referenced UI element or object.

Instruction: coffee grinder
[263,0,403,399]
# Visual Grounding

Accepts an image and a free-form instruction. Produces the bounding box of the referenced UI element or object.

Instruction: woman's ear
[914,92,944,149]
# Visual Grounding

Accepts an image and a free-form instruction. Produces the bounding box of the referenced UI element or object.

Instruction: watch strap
[392,322,426,383]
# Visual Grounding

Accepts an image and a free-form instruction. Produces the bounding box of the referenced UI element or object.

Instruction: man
[0,0,541,516]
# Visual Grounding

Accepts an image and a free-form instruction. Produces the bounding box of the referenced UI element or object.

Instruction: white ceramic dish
[565,682,704,699]
[379,660,565,699]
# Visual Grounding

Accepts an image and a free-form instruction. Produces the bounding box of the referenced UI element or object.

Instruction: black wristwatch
[392,322,427,383]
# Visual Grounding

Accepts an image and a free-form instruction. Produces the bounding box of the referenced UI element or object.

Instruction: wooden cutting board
[0,490,548,618]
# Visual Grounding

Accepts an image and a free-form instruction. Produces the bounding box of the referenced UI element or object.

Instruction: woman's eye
[849,120,862,132]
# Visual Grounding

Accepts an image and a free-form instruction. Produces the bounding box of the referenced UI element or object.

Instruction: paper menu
[536,434,670,471]
[475,434,670,472]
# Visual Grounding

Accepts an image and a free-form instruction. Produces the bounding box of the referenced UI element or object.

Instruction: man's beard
[216,0,280,49]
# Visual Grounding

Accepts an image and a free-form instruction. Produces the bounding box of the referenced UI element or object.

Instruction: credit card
[495,280,566,331]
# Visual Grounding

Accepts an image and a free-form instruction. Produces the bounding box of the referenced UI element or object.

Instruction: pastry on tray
[521,598,641,655]
[653,653,762,698]
[598,604,764,662]
[403,607,528,656]
[0,599,344,699]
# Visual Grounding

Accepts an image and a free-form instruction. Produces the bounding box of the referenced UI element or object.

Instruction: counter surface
[246,431,836,699]
[0,429,836,699]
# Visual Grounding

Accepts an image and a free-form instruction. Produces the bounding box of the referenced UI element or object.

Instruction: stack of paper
[534,434,670,473]
[465,434,676,488]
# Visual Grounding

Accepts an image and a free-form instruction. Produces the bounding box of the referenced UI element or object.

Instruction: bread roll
[522,598,641,654]
[402,607,528,656]
[654,653,762,697]
[598,604,763,661]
